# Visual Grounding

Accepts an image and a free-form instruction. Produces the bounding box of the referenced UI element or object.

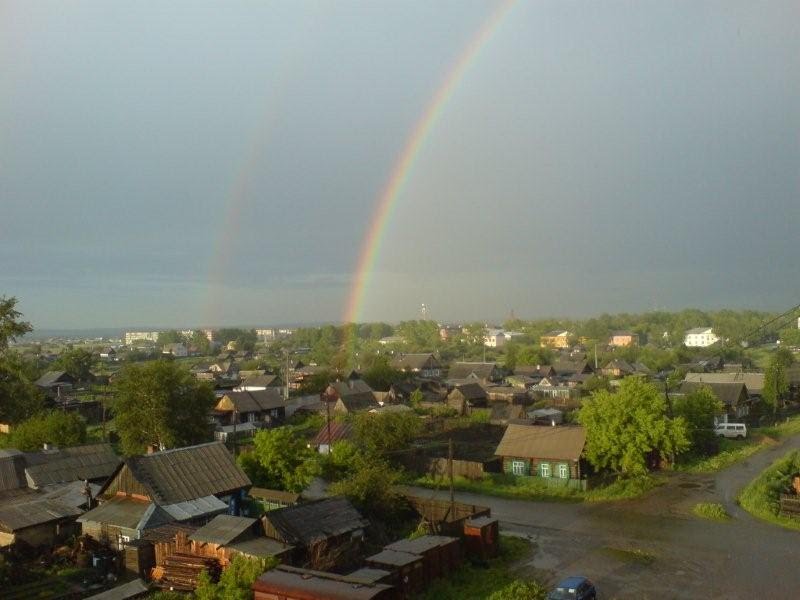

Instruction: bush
[739,450,800,531]
[692,502,730,521]
[487,580,548,600]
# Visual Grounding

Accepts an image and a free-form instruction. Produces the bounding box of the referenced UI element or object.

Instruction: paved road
[405,435,800,599]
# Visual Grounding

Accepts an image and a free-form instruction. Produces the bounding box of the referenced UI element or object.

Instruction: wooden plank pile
[151,552,221,590]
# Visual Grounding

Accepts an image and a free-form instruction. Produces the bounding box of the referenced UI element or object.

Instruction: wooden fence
[779,494,800,519]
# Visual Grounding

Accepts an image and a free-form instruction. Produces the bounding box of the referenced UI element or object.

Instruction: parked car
[548,576,597,600]
[714,422,747,439]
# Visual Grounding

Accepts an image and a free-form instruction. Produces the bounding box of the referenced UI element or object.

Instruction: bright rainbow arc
[342,0,517,326]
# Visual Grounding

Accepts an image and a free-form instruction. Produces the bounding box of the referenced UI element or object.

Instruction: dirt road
[405,434,800,599]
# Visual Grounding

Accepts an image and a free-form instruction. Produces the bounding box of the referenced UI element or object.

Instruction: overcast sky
[1,1,798,330]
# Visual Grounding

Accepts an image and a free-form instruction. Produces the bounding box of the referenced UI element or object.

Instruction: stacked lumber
[153,552,221,590]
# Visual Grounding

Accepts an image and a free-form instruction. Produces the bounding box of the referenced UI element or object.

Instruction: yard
[738,449,800,531]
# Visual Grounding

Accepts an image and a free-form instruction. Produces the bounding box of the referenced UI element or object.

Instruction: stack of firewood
[152,552,221,590]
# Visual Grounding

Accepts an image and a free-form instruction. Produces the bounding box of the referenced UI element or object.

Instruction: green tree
[504,343,519,371]
[353,411,421,457]
[11,411,87,451]
[54,347,96,381]
[328,455,402,518]
[361,359,405,391]
[189,330,211,355]
[156,330,187,348]
[673,386,724,455]
[395,320,440,351]
[238,428,320,492]
[194,555,277,600]
[578,378,689,475]
[112,360,215,455]
[409,388,424,411]
[0,353,44,424]
[763,353,790,415]
[0,296,32,351]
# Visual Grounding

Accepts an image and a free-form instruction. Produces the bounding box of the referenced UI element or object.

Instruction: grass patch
[692,502,730,521]
[738,450,800,531]
[676,414,800,474]
[600,546,655,565]
[413,472,661,503]
[417,535,537,600]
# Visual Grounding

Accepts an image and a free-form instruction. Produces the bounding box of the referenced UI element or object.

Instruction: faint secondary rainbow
[342,0,517,326]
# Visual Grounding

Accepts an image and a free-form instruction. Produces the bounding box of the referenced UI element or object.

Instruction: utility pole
[232,409,238,458]
[448,437,454,515]
[594,344,598,370]
[285,350,290,401]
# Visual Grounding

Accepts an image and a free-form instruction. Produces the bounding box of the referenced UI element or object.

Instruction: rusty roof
[253,565,394,600]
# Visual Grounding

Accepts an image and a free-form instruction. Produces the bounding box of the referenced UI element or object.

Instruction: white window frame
[558,463,569,479]
[540,463,551,478]
[511,460,526,476]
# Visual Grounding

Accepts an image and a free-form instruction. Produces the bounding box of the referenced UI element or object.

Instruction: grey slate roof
[85,578,148,600]
[77,496,151,529]
[0,498,82,532]
[124,441,251,505]
[35,370,75,388]
[448,362,499,380]
[189,514,256,545]
[228,536,293,558]
[263,496,368,545]
[24,444,121,488]
[0,449,26,492]
[219,390,285,413]
[390,353,440,371]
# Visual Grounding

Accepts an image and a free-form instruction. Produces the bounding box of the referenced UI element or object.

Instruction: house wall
[102,465,151,499]
[81,521,139,549]
[11,520,79,549]
[501,456,582,483]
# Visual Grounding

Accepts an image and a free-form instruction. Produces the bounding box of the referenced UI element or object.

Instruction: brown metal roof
[125,441,250,504]
[253,565,394,600]
[495,424,586,461]
[311,421,354,446]
[367,548,422,567]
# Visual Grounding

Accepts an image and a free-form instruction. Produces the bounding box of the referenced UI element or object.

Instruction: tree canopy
[54,347,96,381]
[353,410,421,457]
[578,378,689,476]
[237,427,320,492]
[10,411,87,451]
[0,296,32,351]
[673,385,724,455]
[112,360,215,455]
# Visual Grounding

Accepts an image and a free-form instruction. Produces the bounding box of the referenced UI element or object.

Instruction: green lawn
[417,535,541,600]
[413,472,662,503]
[738,450,800,531]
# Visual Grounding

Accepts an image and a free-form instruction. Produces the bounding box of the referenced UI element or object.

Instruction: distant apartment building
[162,343,188,357]
[609,331,639,348]
[540,330,572,349]
[124,331,160,345]
[684,327,720,347]
[484,329,507,348]
[256,329,277,342]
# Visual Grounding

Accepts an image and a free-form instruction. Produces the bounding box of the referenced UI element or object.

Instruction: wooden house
[214,390,286,426]
[494,424,587,488]
[446,383,488,415]
[389,354,443,378]
[678,381,752,419]
[446,362,503,384]
[78,442,251,551]
[330,379,379,414]
[261,497,368,571]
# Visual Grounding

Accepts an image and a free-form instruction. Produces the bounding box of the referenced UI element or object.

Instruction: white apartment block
[124,331,161,345]
[684,327,720,347]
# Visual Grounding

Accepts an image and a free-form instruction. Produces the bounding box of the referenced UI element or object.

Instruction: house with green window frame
[494,424,587,489]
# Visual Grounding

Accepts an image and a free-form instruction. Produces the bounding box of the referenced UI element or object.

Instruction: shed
[85,578,149,600]
[463,516,499,560]
[253,565,398,600]
[384,535,461,582]
[365,549,425,597]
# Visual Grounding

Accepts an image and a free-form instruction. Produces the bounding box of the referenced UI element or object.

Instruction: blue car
[547,576,597,600]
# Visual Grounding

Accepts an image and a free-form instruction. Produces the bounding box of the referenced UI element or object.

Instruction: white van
[714,422,747,439]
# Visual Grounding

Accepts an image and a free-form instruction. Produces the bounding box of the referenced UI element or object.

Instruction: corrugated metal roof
[85,578,148,600]
[189,514,255,545]
[253,566,393,600]
[24,444,121,488]
[263,497,368,545]
[125,441,250,504]
[160,495,228,521]
[0,498,82,532]
[77,496,150,529]
[311,421,354,446]
[495,424,586,461]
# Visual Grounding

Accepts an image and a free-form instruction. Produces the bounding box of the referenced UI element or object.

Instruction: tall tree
[673,386,724,455]
[578,378,689,476]
[0,296,32,351]
[112,360,215,455]
[763,354,790,415]
[55,348,96,381]
[353,411,420,457]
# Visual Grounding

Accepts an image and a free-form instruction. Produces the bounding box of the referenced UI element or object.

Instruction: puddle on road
[530,548,560,570]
